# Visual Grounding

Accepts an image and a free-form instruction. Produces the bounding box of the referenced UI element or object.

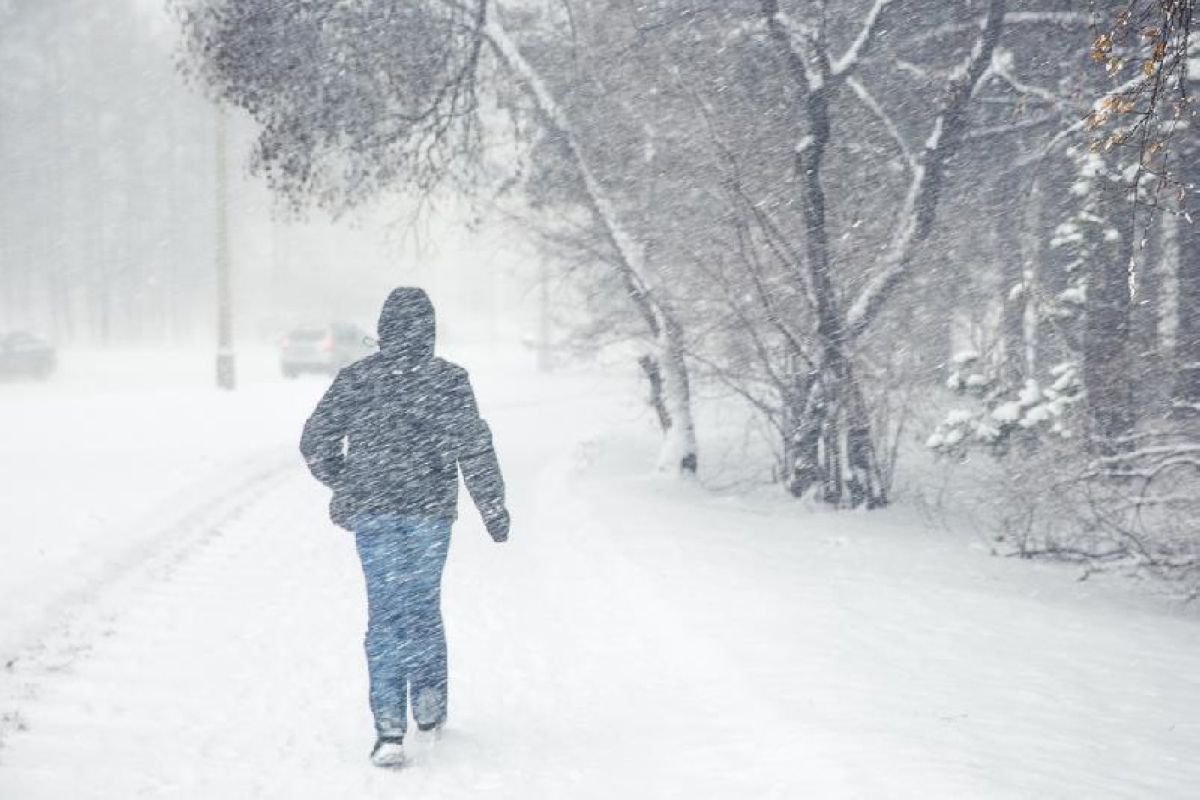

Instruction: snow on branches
[928,354,1082,458]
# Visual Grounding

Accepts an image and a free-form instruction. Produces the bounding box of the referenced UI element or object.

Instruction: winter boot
[414,688,446,736]
[370,736,406,769]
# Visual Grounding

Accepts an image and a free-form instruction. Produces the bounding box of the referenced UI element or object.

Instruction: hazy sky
[121,0,543,345]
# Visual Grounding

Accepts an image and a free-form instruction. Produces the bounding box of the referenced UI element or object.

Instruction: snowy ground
[1,347,1199,798]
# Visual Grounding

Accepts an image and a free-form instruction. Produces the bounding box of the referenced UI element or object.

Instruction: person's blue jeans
[353,515,452,738]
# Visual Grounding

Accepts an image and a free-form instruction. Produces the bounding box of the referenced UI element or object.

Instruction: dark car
[0,331,56,379]
[280,323,374,378]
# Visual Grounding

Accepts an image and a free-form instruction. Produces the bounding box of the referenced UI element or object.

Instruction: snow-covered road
[2,351,1199,798]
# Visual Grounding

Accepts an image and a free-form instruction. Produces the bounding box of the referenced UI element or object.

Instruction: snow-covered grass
[563,431,1200,796]
[1,347,1198,797]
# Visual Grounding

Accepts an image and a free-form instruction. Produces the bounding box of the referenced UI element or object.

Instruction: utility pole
[215,107,236,390]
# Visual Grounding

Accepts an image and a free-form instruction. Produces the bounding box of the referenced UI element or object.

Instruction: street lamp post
[215,107,236,390]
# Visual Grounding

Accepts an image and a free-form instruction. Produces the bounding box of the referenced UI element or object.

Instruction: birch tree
[481,11,700,472]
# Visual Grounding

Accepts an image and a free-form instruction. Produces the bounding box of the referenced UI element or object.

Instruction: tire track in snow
[0,447,297,754]
[0,468,381,798]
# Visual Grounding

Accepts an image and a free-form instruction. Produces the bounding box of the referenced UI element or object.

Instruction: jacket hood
[377,287,435,367]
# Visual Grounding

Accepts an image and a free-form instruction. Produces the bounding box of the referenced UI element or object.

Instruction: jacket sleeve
[454,373,507,521]
[300,370,354,489]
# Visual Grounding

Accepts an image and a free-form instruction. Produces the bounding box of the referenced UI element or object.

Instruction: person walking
[300,287,510,769]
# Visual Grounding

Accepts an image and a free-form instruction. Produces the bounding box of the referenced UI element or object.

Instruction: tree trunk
[998,170,1027,386]
[1032,157,1077,373]
[1171,124,1200,414]
[844,372,886,508]
[1130,205,1164,410]
[1158,207,1179,363]
[655,317,699,474]
[1083,174,1135,446]
[638,355,671,433]
[785,368,822,497]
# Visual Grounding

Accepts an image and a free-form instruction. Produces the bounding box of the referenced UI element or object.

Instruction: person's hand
[485,508,510,543]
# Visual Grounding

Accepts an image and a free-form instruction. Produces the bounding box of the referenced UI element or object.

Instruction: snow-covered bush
[928,355,1083,459]
[924,306,1199,592]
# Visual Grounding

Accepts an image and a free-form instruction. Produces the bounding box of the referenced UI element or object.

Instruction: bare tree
[729,0,1008,506]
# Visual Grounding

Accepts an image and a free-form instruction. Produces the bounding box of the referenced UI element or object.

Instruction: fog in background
[0,0,538,353]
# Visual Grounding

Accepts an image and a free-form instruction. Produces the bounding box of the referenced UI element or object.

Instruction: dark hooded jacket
[300,288,507,538]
